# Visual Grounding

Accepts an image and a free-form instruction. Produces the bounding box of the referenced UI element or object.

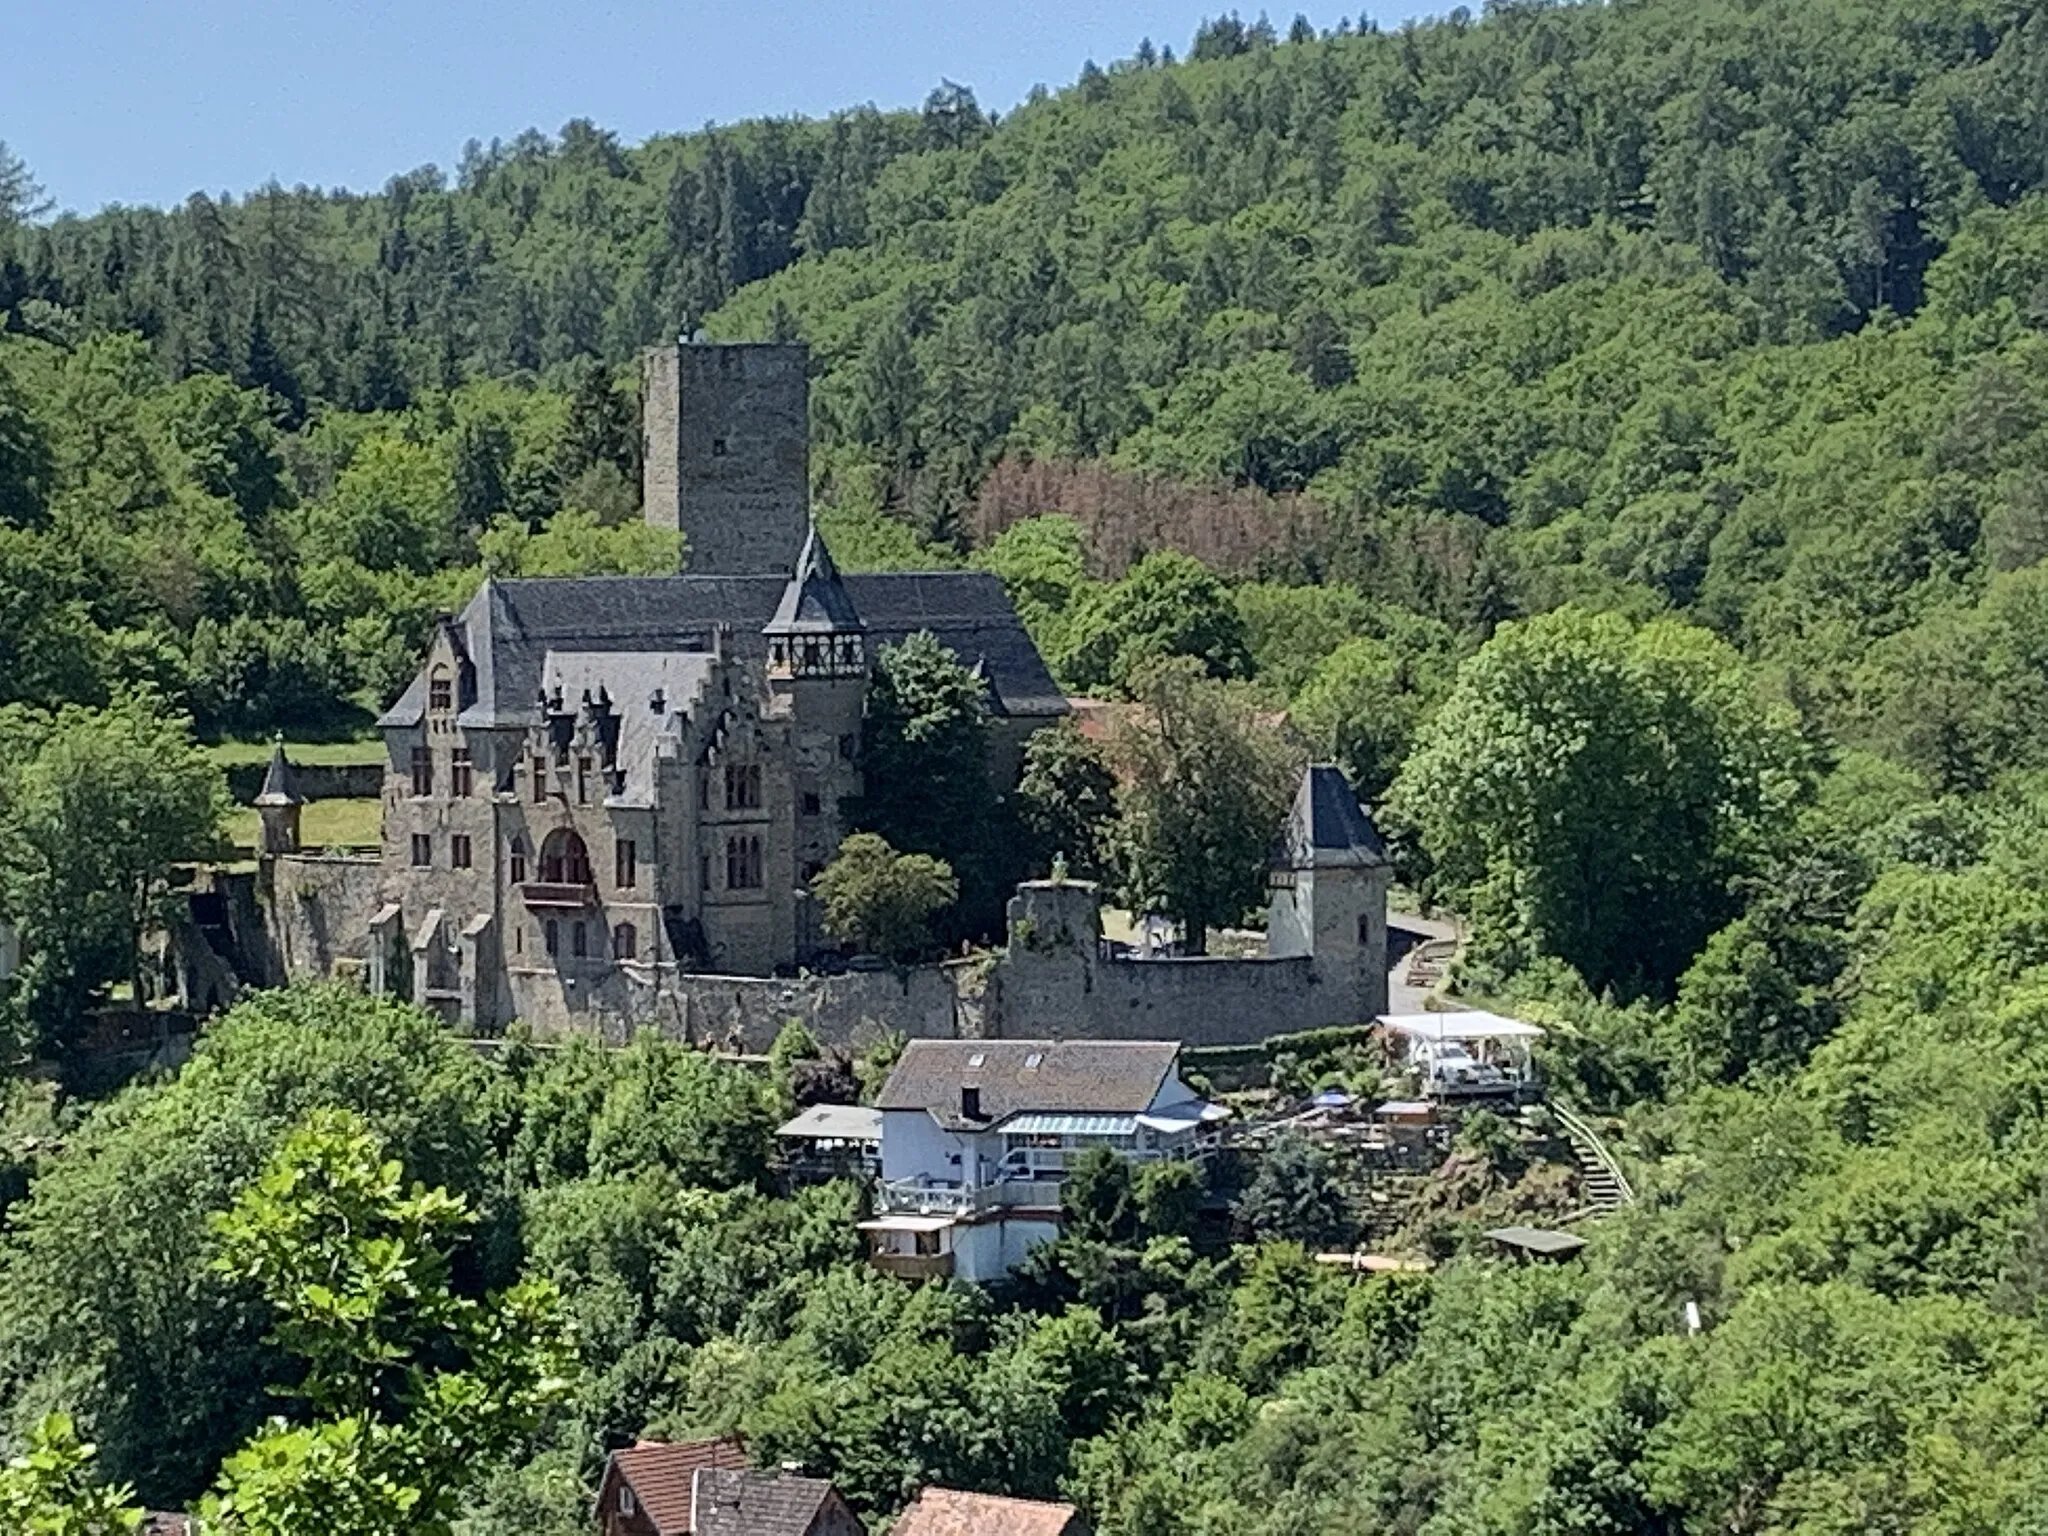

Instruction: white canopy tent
[1378,1011,1544,1097]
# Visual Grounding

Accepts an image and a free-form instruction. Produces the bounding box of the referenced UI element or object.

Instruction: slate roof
[380,565,1064,729]
[1279,764,1387,869]
[691,1468,841,1536]
[604,1436,750,1536]
[876,1040,1187,1130]
[536,650,717,808]
[892,1487,1090,1536]
[253,740,304,806]
[766,524,863,634]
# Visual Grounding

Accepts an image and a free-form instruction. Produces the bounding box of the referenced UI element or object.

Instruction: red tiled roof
[607,1436,750,1535]
[892,1488,1089,1536]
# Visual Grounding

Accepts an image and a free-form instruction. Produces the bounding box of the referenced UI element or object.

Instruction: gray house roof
[380,567,1064,730]
[690,1468,843,1536]
[877,1039,1186,1130]
[1279,764,1387,869]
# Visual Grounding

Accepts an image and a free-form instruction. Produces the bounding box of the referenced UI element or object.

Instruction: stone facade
[642,342,811,576]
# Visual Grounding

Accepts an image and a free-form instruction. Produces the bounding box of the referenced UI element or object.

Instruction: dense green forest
[13,0,2048,1529]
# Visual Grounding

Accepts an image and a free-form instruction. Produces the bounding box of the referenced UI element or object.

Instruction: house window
[613,922,637,960]
[544,919,559,956]
[429,669,453,712]
[724,762,762,811]
[572,921,588,958]
[726,834,763,890]
[619,1487,636,1515]
[616,839,637,888]
[450,834,473,869]
[800,791,821,817]
[410,746,433,798]
[410,833,432,867]
[576,755,594,805]
[531,755,548,804]
[450,749,473,798]
[509,836,528,884]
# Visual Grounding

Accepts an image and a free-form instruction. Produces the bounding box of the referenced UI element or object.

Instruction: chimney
[961,1085,983,1121]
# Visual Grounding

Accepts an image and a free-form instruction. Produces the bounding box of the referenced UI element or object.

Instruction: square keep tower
[642,341,810,575]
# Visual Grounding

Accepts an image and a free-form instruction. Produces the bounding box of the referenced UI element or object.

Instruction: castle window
[802,638,822,669]
[616,838,637,888]
[410,747,433,798]
[699,771,711,811]
[513,925,523,955]
[726,834,763,890]
[544,920,559,957]
[613,922,638,960]
[800,791,821,817]
[450,749,473,799]
[801,861,822,882]
[531,755,548,804]
[450,834,473,870]
[724,762,762,811]
[429,669,453,712]
[838,638,859,667]
[410,833,432,867]
[576,755,594,805]
[838,734,857,761]
[572,921,588,959]
[700,855,711,893]
[711,436,728,456]
[509,836,528,885]
[539,829,592,886]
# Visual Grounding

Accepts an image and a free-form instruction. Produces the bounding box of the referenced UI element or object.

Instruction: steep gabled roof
[691,1468,844,1536]
[1278,764,1387,869]
[378,569,1064,729]
[892,1487,1090,1536]
[766,523,863,634]
[602,1436,750,1536]
[876,1040,1184,1130]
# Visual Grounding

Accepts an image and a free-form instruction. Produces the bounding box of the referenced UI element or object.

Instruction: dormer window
[429,669,453,712]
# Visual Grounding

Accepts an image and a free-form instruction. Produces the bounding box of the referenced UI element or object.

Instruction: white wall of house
[879,1108,963,1185]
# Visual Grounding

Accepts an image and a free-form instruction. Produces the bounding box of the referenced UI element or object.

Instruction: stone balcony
[519,881,597,909]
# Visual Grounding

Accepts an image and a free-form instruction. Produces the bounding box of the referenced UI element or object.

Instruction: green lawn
[207,736,385,769]
[226,798,383,851]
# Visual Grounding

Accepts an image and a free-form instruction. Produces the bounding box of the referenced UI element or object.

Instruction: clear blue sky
[7,1,1436,217]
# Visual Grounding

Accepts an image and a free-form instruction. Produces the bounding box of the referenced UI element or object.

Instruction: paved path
[1387,909,1463,1015]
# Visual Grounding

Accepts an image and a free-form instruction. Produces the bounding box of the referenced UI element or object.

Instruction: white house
[860,1038,1220,1283]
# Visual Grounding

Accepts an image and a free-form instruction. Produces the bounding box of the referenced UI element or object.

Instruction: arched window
[509,835,528,885]
[613,922,637,960]
[538,828,591,885]
[429,668,453,712]
[572,922,588,959]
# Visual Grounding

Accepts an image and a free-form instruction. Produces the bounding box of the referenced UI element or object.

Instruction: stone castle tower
[1265,764,1393,1024]
[642,341,810,575]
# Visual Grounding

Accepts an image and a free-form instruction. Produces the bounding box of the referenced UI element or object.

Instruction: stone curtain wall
[509,962,965,1051]
[269,854,387,982]
[988,951,1346,1045]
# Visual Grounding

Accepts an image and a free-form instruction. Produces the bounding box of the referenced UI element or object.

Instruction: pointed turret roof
[253,739,305,807]
[765,523,863,635]
[1279,764,1386,869]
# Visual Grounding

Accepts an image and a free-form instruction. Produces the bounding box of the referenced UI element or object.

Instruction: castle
[242,341,1393,1047]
